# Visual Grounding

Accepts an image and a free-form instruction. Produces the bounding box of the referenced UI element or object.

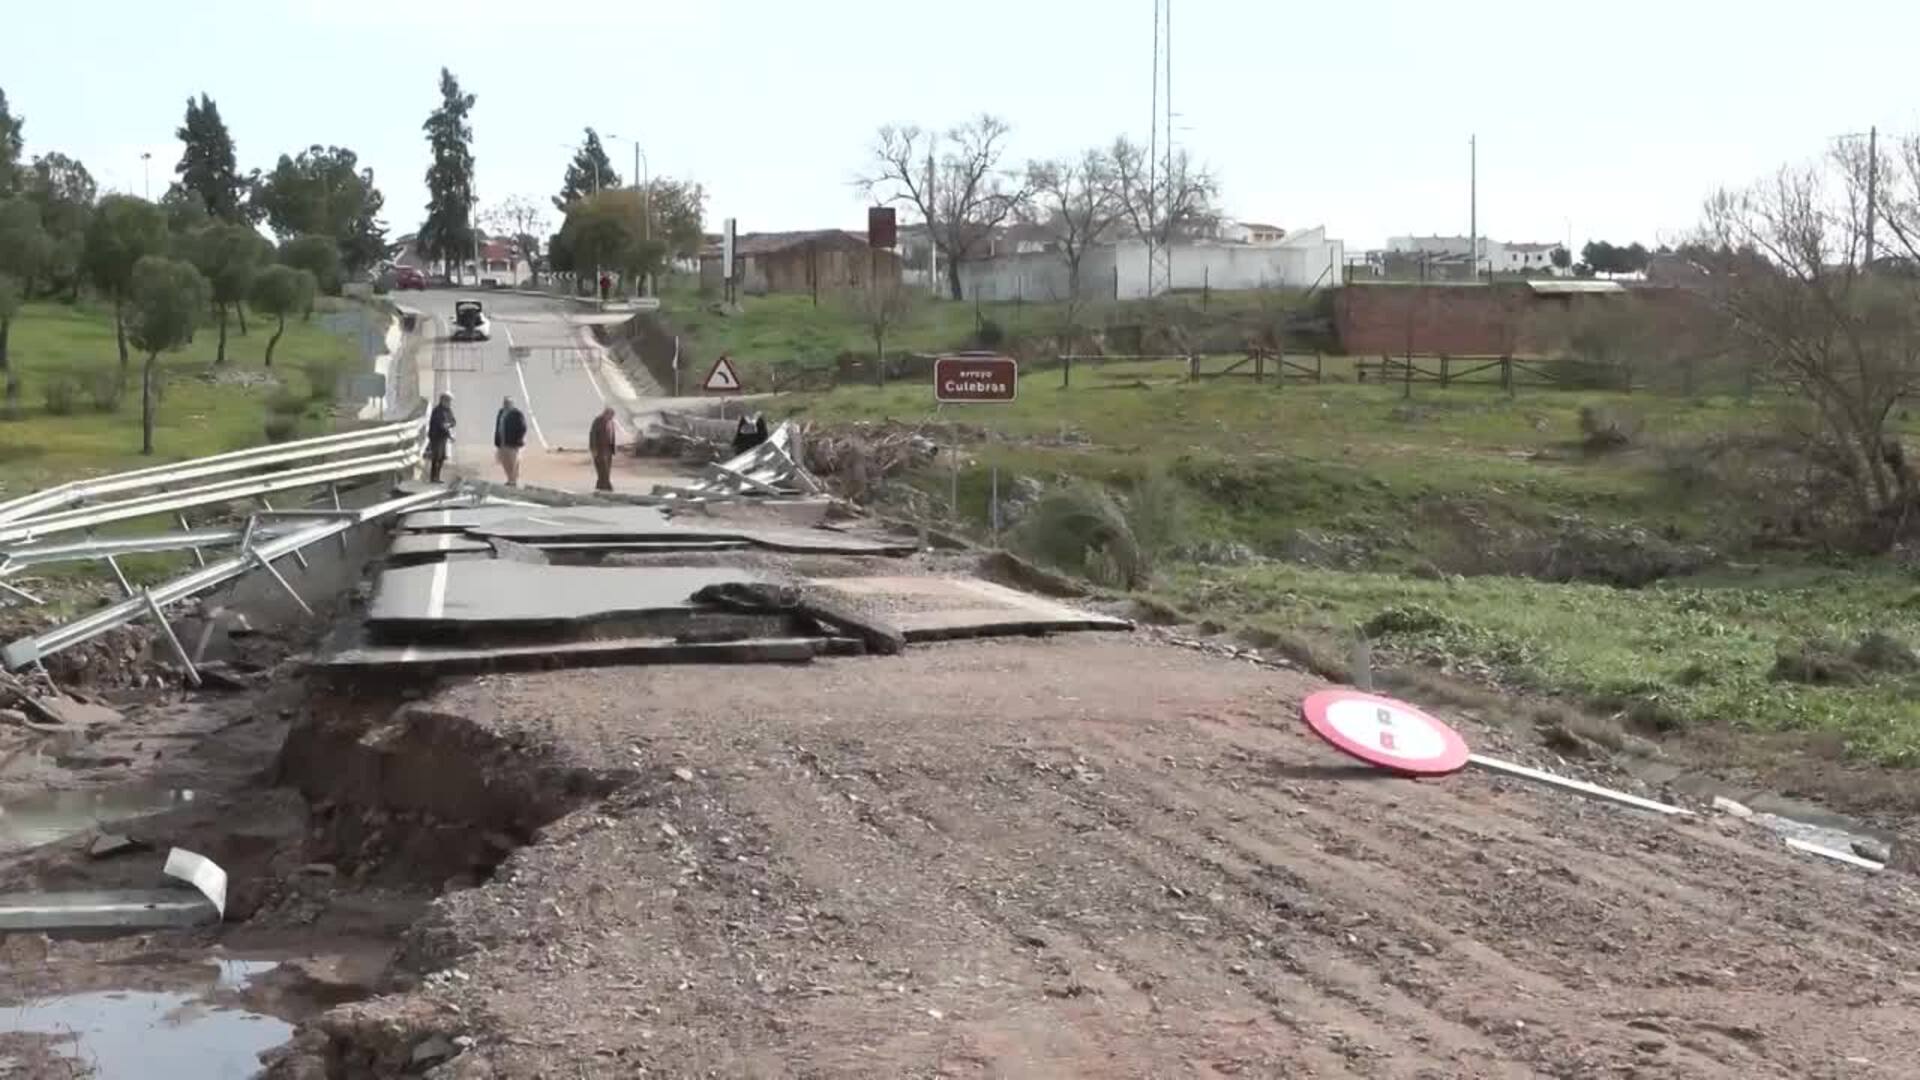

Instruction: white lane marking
[426,559,450,621]
[504,326,551,451]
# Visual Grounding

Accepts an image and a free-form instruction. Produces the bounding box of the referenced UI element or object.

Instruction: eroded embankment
[263,680,640,1076]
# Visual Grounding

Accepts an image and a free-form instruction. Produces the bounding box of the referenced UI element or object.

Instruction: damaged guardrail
[0,418,428,605]
[1,485,466,678]
[650,422,824,503]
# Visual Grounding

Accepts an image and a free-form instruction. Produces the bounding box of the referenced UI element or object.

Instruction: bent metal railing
[0,419,429,604]
[0,417,459,679]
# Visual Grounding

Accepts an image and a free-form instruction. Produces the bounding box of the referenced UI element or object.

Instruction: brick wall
[1334,283,1537,356]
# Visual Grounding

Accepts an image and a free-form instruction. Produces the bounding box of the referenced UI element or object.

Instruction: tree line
[0,85,351,451]
[856,114,1220,302]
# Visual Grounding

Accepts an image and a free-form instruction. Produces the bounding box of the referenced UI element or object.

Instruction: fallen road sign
[1300,689,1470,776]
[704,356,743,393]
[935,354,1017,403]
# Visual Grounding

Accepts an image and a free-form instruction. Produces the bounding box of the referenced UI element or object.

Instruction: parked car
[450,299,490,342]
[393,266,427,290]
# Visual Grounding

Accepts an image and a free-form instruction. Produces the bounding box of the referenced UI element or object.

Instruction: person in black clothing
[425,394,455,483]
[494,396,528,486]
[731,414,757,456]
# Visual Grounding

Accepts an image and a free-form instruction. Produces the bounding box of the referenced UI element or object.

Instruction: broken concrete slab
[691,582,907,656]
[398,503,916,557]
[385,533,497,565]
[811,576,1132,642]
[315,635,853,675]
[367,562,769,630]
[0,889,220,931]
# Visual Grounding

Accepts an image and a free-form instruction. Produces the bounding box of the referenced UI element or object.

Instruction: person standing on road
[425,393,456,483]
[598,273,611,302]
[494,396,528,487]
[588,407,619,492]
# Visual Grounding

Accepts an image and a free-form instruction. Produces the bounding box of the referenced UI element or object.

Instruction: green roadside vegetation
[1,297,361,493]
[745,312,1920,769]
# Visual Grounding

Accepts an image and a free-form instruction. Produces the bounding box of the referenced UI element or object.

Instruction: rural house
[698,230,903,295]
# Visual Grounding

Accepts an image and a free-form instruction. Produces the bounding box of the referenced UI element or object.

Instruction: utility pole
[926,135,937,295]
[1866,125,1879,269]
[1147,0,1159,297]
[1469,135,1478,282]
[1164,0,1174,291]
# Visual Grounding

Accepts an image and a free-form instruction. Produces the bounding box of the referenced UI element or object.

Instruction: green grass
[1,298,362,495]
[1147,561,1920,765]
[779,367,1920,766]
[776,364,1775,556]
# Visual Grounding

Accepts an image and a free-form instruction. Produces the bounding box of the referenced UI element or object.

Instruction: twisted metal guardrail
[0,419,428,605]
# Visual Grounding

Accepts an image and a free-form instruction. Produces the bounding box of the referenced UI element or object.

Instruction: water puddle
[0,786,194,853]
[0,959,289,1079]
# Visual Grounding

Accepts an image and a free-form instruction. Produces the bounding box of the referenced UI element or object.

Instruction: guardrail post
[141,590,201,687]
[176,512,207,567]
[258,498,309,570]
[104,554,135,598]
[328,484,350,555]
[250,549,313,617]
[0,580,42,606]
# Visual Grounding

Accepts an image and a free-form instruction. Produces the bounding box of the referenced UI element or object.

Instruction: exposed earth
[6,596,1919,1077]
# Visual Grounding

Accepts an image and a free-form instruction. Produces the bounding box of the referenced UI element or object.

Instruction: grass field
[656,277,1295,388]
[1,298,364,496]
[778,366,1920,767]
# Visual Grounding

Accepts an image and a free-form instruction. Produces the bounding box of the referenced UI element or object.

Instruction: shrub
[974,317,1006,350]
[86,370,124,413]
[262,415,300,443]
[300,361,342,404]
[1578,404,1639,452]
[1014,485,1146,589]
[42,375,79,416]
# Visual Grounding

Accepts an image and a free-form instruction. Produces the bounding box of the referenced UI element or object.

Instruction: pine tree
[174,94,246,222]
[419,68,477,281]
[554,128,620,211]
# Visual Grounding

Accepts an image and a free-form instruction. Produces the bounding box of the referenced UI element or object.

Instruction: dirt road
[270,636,1920,1078]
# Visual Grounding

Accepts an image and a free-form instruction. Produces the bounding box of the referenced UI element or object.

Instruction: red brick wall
[1335,283,1536,356]
[1333,283,1709,358]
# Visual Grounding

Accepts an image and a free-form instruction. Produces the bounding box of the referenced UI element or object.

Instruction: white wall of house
[956,230,1344,301]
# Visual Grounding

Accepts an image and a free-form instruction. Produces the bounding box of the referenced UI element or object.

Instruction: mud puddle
[0,785,195,855]
[0,957,290,1079]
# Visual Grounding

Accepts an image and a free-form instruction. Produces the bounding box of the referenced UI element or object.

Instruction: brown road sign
[934,354,1018,403]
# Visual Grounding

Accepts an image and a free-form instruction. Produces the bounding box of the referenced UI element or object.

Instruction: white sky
[9,0,1920,252]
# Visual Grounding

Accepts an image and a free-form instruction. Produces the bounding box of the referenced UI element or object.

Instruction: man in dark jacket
[425,394,455,483]
[494,396,528,486]
[588,407,619,492]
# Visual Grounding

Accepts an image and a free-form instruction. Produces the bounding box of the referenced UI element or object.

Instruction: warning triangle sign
[703,356,743,393]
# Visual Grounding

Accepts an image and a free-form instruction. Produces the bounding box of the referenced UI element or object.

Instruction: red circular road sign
[1300,689,1471,776]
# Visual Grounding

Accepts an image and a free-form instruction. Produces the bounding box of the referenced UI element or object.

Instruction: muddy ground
[264,636,1914,1078]
[3,528,1919,1077]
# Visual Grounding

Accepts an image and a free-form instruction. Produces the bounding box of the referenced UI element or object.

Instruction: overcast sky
[9,0,1920,252]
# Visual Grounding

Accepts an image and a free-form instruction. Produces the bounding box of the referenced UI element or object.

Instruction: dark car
[393,266,427,290]
[450,299,490,342]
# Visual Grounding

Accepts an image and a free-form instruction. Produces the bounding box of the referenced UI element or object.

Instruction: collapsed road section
[4,430,1919,1078]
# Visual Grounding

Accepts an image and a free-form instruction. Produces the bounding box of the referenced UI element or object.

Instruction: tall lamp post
[140,152,151,200]
[608,133,650,296]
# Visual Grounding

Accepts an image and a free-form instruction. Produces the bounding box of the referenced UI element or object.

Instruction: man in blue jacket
[494,396,528,486]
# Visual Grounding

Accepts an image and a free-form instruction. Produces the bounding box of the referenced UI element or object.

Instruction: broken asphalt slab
[396,504,917,557]
[809,576,1132,641]
[365,562,771,631]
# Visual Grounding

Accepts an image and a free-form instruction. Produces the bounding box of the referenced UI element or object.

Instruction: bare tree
[1695,145,1920,542]
[849,278,917,387]
[1109,136,1220,294]
[484,195,549,281]
[1026,149,1123,341]
[858,115,1030,301]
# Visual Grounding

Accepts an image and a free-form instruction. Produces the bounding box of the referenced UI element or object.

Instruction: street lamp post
[140,152,151,200]
[608,134,651,296]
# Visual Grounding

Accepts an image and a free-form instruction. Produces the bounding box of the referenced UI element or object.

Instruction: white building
[1386,235,1565,277]
[956,226,1346,301]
